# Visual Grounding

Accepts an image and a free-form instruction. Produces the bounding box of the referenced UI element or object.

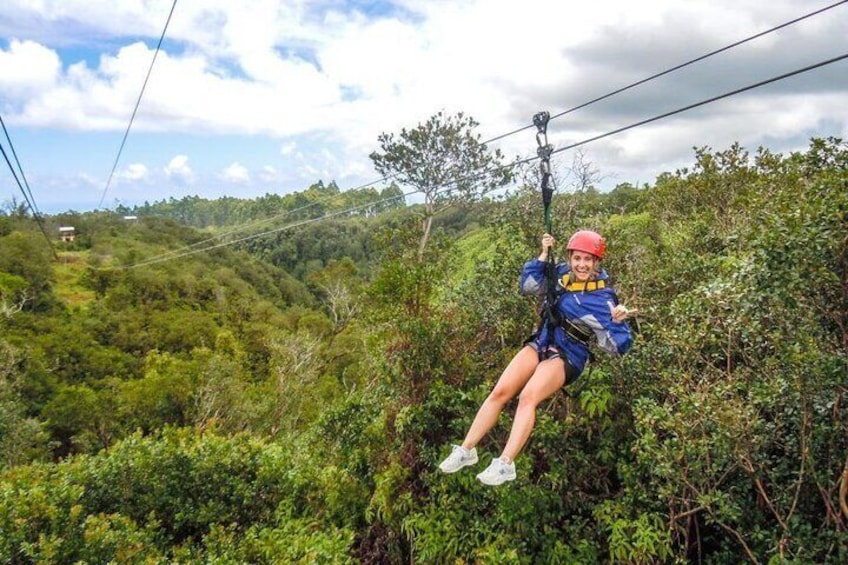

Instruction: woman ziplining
[437,111,637,485]
[437,229,638,485]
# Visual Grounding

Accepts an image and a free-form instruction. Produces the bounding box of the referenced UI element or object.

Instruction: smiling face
[569,250,600,282]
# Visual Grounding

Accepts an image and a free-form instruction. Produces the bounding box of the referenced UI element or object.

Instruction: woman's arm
[574,289,633,357]
[519,234,559,296]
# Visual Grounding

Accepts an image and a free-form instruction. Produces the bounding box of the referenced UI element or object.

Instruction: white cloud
[221,162,250,183]
[0,39,60,97]
[119,163,148,181]
[259,165,279,183]
[76,172,101,188]
[164,155,194,184]
[280,141,296,156]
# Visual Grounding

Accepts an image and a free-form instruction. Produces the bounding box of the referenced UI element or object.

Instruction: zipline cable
[483,0,848,145]
[142,199,331,262]
[0,139,58,259]
[129,179,402,264]
[117,187,419,270]
[0,143,36,215]
[546,52,848,159]
[547,0,848,125]
[419,51,848,196]
[97,0,178,210]
[0,114,41,218]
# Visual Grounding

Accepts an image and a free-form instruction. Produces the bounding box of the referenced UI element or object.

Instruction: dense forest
[0,135,846,563]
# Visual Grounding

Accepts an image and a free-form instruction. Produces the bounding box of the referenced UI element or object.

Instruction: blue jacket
[520,259,633,376]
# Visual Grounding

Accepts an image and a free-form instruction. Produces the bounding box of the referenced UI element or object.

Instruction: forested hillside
[0,137,846,563]
[118,180,407,229]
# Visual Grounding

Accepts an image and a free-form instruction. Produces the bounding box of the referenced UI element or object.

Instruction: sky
[0,0,846,214]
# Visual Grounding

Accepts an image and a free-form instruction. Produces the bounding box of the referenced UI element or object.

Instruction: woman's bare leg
[500,357,565,462]
[461,346,539,449]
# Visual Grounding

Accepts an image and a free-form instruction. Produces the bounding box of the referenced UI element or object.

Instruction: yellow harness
[560,274,606,292]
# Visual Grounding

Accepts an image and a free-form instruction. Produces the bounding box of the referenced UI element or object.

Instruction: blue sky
[1,0,847,213]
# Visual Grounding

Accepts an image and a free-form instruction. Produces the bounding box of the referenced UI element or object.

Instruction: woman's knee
[487,382,517,405]
[516,390,543,410]
[517,369,564,408]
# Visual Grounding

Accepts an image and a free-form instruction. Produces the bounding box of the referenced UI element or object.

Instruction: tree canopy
[0,137,846,563]
[370,111,514,261]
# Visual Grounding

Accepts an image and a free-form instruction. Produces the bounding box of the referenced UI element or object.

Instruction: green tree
[0,272,29,318]
[307,258,362,332]
[0,339,52,468]
[0,230,55,311]
[370,111,514,262]
[42,383,117,454]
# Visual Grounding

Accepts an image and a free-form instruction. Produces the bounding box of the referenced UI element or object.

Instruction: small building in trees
[58,226,75,242]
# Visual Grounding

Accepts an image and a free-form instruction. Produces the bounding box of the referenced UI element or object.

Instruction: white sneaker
[438,445,478,473]
[476,456,516,486]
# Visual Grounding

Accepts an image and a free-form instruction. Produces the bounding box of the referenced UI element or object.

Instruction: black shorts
[524,340,579,385]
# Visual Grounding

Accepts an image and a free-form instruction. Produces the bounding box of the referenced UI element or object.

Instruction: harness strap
[562,318,592,345]
[540,260,560,362]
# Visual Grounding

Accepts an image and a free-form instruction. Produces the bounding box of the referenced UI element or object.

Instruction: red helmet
[567,230,606,259]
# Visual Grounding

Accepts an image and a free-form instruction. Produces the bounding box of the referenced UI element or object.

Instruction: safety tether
[533,111,554,236]
[533,111,560,360]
